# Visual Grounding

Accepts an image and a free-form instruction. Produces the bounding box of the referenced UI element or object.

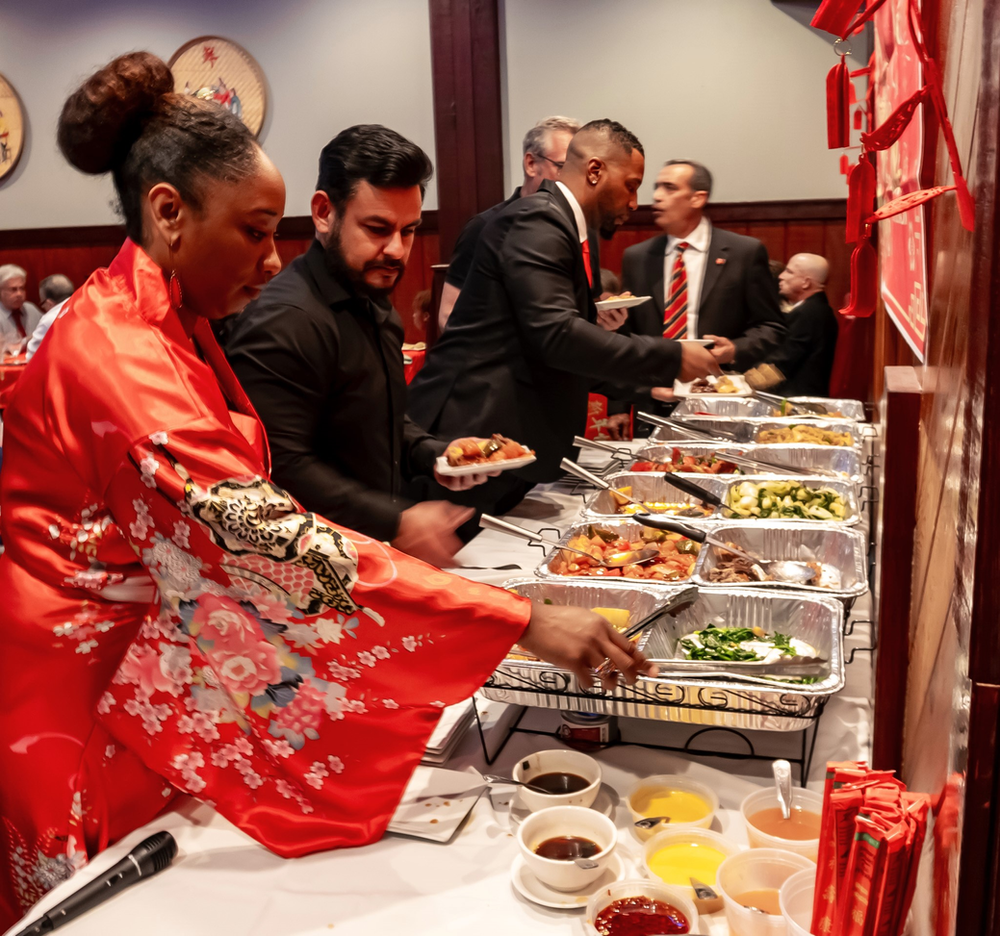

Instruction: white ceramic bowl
[740,787,823,860]
[641,826,742,914]
[625,773,719,841]
[779,868,817,936]
[512,748,601,813]
[717,847,814,936]
[516,805,617,892]
[585,879,699,935]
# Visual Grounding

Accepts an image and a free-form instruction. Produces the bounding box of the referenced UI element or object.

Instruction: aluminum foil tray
[751,420,863,450]
[691,522,869,607]
[633,443,864,484]
[535,519,705,586]
[498,578,697,666]
[719,476,861,527]
[580,472,730,522]
[479,587,844,731]
[673,397,774,419]
[778,398,866,422]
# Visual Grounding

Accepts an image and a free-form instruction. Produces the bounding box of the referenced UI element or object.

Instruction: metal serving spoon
[752,389,832,416]
[482,774,552,795]
[634,816,672,830]
[637,411,743,443]
[559,460,817,586]
[479,514,659,568]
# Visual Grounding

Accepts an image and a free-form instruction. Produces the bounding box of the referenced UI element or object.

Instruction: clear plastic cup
[717,847,814,936]
[640,826,741,914]
[779,868,817,936]
[585,879,699,936]
[740,786,823,860]
[625,773,719,841]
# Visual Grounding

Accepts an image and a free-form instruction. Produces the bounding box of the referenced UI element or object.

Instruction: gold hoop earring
[168,272,183,311]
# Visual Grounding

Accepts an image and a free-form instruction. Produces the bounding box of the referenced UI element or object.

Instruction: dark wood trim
[0,200,842,251]
[428,0,505,260]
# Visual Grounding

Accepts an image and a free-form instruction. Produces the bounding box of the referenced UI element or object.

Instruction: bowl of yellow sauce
[625,774,719,841]
[642,827,741,915]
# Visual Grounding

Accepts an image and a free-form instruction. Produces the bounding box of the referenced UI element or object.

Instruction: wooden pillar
[428,0,506,261]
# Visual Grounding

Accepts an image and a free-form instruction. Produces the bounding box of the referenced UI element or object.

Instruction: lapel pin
[716,257,727,265]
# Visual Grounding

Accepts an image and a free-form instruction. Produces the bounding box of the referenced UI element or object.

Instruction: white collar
[666,215,712,254]
[555,181,588,243]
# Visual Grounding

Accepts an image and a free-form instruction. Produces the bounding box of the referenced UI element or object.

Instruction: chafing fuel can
[557,712,619,749]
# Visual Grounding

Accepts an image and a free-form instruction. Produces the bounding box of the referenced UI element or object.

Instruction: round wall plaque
[169,37,267,137]
[0,73,26,183]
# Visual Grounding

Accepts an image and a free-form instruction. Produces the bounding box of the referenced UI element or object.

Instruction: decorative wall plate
[169,37,267,137]
[0,73,25,183]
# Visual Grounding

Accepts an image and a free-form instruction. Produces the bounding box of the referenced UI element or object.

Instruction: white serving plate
[435,453,536,477]
[674,374,752,398]
[595,295,651,311]
[387,766,486,842]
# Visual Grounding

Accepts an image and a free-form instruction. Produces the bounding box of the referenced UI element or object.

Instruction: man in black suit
[437,116,581,332]
[767,253,840,396]
[620,160,786,379]
[407,120,718,516]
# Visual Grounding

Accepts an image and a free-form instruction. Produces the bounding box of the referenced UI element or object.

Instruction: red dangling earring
[168,272,183,311]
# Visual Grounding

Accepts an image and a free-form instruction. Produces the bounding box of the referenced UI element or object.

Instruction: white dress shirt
[555,181,588,244]
[26,298,69,361]
[663,216,712,337]
[0,300,42,349]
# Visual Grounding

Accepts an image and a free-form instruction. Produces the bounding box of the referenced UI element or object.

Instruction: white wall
[502,0,850,202]
[0,0,438,229]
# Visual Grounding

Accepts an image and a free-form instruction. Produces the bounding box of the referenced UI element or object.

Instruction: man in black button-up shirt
[224,125,490,566]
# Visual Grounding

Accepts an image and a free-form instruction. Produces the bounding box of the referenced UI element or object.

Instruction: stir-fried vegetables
[549,526,700,582]
[680,624,808,662]
[726,480,847,520]
[632,447,739,475]
[756,424,855,446]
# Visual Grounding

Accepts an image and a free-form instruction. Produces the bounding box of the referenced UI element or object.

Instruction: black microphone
[14,831,178,935]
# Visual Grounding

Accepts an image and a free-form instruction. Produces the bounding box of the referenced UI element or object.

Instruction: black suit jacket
[620,226,786,370]
[223,240,445,541]
[407,180,682,484]
[768,291,840,397]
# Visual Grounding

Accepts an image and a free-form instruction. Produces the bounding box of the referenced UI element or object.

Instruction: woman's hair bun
[58,51,174,175]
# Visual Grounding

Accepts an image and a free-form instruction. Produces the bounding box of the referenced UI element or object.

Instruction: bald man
[768,253,839,397]
[408,119,717,517]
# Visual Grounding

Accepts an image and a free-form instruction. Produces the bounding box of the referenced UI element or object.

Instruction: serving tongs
[751,390,832,417]
[657,655,828,680]
[560,461,818,586]
[709,450,841,480]
[637,411,742,443]
[479,514,659,568]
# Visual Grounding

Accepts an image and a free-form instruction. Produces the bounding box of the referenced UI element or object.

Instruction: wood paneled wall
[1,198,848,349]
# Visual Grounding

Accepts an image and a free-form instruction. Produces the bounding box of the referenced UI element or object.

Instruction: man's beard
[598,219,619,240]
[324,219,405,300]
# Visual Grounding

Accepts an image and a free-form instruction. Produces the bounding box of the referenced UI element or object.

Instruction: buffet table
[4,434,877,936]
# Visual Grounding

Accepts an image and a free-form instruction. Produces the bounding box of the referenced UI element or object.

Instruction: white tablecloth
[5,441,875,936]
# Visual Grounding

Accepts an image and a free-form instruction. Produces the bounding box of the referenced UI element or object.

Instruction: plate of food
[436,434,536,477]
[594,294,651,311]
[674,374,752,397]
[677,338,715,347]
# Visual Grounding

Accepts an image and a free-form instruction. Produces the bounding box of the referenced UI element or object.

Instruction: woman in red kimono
[0,53,651,927]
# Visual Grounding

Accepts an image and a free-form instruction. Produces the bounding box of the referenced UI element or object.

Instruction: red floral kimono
[0,240,530,927]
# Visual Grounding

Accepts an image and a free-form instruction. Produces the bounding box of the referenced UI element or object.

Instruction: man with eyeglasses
[436,116,581,331]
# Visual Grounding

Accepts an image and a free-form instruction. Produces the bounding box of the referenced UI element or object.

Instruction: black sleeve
[402,415,448,480]
[765,306,816,385]
[617,248,641,338]
[731,242,788,371]
[226,307,406,541]
[445,215,487,288]
[501,211,682,387]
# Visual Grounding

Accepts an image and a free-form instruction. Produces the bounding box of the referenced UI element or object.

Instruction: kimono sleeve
[98,420,530,857]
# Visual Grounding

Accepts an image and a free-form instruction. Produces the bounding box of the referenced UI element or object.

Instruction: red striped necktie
[662,241,690,339]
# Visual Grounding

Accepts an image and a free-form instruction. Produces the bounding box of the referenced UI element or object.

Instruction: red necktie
[10,307,26,339]
[663,241,689,339]
[581,239,594,288]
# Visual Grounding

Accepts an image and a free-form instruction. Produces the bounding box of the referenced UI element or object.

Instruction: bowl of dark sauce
[517,805,618,891]
[513,748,602,812]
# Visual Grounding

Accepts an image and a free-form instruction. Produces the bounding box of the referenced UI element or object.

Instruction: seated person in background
[766,253,839,397]
[26,274,75,360]
[408,120,718,518]
[620,159,786,381]
[437,115,581,332]
[224,125,495,568]
[0,265,43,351]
